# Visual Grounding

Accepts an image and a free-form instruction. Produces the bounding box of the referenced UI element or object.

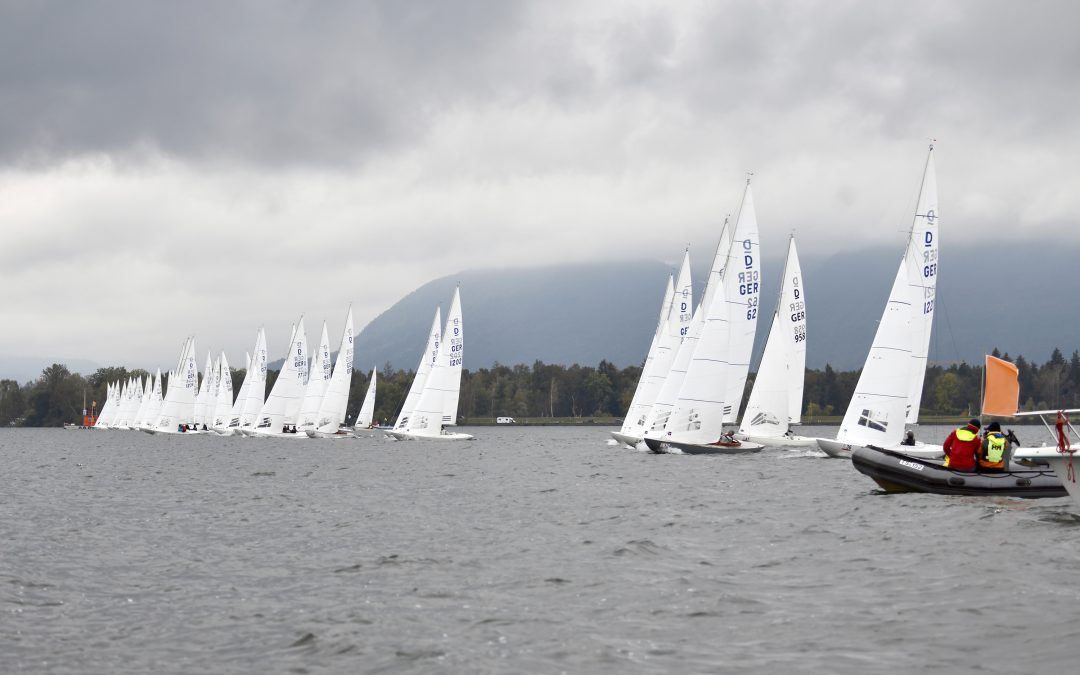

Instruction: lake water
[3,425,1080,673]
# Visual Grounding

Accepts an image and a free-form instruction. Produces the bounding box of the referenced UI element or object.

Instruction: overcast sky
[2,0,1078,372]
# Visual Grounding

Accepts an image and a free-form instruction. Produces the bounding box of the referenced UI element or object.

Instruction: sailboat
[817,145,940,458]
[737,236,815,447]
[212,352,234,431]
[221,346,257,436]
[612,274,675,447]
[352,367,378,435]
[131,375,151,430]
[644,179,764,454]
[192,350,213,430]
[616,251,693,449]
[235,330,268,435]
[149,337,199,434]
[391,308,441,434]
[297,322,332,432]
[308,307,355,439]
[137,369,164,432]
[92,382,112,429]
[252,318,309,438]
[387,288,472,441]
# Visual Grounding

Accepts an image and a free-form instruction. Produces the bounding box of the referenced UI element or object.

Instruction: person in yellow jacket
[978,421,1011,471]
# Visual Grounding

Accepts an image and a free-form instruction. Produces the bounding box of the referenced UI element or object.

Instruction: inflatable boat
[851,445,1066,498]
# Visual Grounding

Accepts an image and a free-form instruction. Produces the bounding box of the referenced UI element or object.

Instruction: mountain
[353,243,1080,373]
[355,261,672,372]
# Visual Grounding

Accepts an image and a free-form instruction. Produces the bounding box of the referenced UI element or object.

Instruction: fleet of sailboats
[93,298,465,442]
[85,146,1017,481]
[625,179,783,454]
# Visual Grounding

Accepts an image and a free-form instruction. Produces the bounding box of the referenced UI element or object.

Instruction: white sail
[140,369,164,430]
[656,269,732,445]
[94,384,112,427]
[193,350,213,427]
[645,307,705,438]
[239,330,268,430]
[228,346,255,429]
[355,368,377,429]
[101,381,120,428]
[739,236,807,438]
[722,182,762,424]
[442,289,464,425]
[394,308,441,431]
[404,288,464,436]
[298,321,331,429]
[213,352,233,429]
[154,337,199,432]
[315,307,355,433]
[254,318,307,435]
[835,261,913,447]
[204,356,220,429]
[903,147,939,424]
[636,251,694,436]
[115,377,136,429]
[132,375,151,429]
[617,275,675,438]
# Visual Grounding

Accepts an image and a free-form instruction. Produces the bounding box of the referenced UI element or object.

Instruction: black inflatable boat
[851,445,1066,498]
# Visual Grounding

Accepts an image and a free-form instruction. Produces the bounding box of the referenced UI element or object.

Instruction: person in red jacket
[943,418,981,471]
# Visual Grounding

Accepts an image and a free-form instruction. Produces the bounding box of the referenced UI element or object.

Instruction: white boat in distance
[387,287,473,441]
[308,307,355,439]
[251,318,309,438]
[352,367,378,436]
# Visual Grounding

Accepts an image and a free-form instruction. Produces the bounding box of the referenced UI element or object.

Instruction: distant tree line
[4,348,1080,427]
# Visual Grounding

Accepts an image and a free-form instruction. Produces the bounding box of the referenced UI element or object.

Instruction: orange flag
[982,355,1019,416]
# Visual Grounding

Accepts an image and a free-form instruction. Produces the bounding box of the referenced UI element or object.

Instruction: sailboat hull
[737,432,819,448]
[852,446,1065,497]
[385,430,475,441]
[1010,447,1080,510]
[610,431,643,448]
[305,429,354,440]
[817,437,943,459]
[645,437,764,454]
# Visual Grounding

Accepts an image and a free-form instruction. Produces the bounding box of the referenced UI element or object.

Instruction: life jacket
[944,425,980,469]
[980,431,1007,468]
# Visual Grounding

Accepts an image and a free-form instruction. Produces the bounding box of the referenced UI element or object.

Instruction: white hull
[145,428,200,436]
[737,432,819,448]
[610,431,642,448]
[250,430,309,439]
[660,438,765,454]
[385,430,475,441]
[817,437,942,459]
[214,427,237,436]
[305,429,354,440]
[1011,447,1080,509]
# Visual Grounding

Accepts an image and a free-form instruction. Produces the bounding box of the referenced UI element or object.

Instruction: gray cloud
[2,1,1080,369]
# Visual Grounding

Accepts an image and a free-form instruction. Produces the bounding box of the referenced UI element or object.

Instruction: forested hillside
[4,348,1077,427]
